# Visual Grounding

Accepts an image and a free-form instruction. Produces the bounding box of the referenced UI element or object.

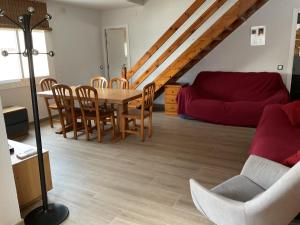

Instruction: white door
[105,27,129,79]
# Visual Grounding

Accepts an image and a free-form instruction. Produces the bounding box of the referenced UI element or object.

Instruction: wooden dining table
[37,87,143,133]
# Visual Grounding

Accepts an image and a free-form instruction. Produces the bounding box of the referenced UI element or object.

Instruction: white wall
[0,98,23,225]
[47,2,104,86]
[2,0,299,117]
[0,83,49,122]
[179,0,300,89]
[100,0,300,103]
[0,2,104,122]
[100,0,195,81]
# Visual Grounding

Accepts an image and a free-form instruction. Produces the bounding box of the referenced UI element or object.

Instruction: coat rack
[0,7,69,225]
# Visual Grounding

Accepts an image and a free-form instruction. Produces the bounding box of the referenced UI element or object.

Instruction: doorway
[104,26,130,80]
[290,12,300,100]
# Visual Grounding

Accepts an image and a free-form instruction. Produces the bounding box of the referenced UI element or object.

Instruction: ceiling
[45,0,145,10]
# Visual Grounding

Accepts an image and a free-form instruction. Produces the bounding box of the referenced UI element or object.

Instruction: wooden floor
[19,113,299,225]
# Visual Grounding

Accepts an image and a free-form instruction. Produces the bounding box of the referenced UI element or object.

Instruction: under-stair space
[124,0,269,108]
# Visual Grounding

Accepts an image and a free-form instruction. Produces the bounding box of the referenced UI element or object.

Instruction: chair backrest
[142,82,155,111]
[90,76,108,89]
[109,77,129,89]
[40,78,57,91]
[75,85,99,118]
[52,84,75,114]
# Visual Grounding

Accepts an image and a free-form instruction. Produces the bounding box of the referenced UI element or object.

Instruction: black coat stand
[0,7,69,225]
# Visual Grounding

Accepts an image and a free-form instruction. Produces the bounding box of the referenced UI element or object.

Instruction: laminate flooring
[19,113,299,225]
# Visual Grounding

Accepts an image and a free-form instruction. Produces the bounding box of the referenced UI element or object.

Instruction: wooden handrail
[130,0,228,90]
[126,0,206,80]
[153,0,263,91]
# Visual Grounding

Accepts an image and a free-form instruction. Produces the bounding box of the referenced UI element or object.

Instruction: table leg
[116,103,128,135]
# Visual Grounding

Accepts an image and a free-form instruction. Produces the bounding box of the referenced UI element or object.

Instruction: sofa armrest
[241,155,289,189]
[190,179,246,225]
[177,86,199,114]
[264,90,289,104]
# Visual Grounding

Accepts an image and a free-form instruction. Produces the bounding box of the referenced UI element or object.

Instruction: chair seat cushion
[211,175,265,202]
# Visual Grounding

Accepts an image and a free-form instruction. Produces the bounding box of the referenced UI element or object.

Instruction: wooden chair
[40,78,58,128]
[75,85,115,143]
[52,84,82,139]
[109,77,129,125]
[109,77,129,89]
[90,76,108,89]
[121,82,155,141]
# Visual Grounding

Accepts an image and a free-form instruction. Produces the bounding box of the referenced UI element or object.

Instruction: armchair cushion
[190,179,246,225]
[241,155,289,189]
[212,175,264,202]
[190,156,300,225]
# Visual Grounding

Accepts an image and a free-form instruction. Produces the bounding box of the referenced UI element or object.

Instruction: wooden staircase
[128,0,269,107]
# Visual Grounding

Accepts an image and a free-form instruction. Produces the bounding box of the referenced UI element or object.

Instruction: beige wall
[0,98,23,225]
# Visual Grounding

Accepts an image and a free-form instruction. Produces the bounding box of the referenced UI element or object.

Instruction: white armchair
[190,155,300,225]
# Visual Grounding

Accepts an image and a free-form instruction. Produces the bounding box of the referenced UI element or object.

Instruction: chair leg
[73,117,77,140]
[121,116,125,140]
[141,118,145,142]
[133,119,137,131]
[111,115,115,141]
[148,114,152,138]
[59,113,67,138]
[84,119,89,141]
[96,120,102,143]
[48,107,54,128]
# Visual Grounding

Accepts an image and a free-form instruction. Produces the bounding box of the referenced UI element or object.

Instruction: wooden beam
[126,0,207,80]
[130,0,228,90]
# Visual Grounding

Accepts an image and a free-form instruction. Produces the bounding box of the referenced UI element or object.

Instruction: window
[0,28,50,83]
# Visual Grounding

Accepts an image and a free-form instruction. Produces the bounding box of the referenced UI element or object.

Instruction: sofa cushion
[191,71,288,102]
[283,151,300,167]
[250,104,300,164]
[186,99,264,127]
[281,101,300,126]
[177,71,289,127]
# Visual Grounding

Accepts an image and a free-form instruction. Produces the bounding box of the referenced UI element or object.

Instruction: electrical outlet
[277,65,284,71]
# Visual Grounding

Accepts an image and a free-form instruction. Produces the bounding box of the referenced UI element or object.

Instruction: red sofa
[250,104,300,165]
[177,71,289,127]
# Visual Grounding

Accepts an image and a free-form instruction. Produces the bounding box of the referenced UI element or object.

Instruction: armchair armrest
[190,179,246,225]
[245,162,300,225]
[241,155,289,189]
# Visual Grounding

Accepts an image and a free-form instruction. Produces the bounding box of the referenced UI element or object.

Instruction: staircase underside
[129,0,269,108]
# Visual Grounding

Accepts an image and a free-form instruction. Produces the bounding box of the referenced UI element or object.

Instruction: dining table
[37,87,143,134]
